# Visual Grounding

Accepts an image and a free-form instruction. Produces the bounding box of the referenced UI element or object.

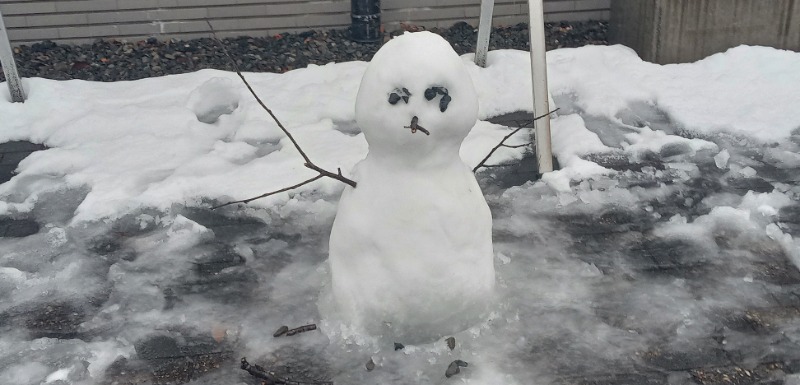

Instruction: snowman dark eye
[388,88,412,105]
[424,86,450,112]
[424,88,437,101]
[439,94,451,112]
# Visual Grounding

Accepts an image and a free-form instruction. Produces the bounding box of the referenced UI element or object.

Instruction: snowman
[328,32,495,342]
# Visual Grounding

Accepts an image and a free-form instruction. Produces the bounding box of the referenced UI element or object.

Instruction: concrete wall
[0,0,609,46]
[609,0,799,64]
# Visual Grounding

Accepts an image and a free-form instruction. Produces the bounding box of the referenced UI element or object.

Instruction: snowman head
[355,32,479,166]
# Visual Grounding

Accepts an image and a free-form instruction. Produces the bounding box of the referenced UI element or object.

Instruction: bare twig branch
[273,323,318,337]
[472,108,559,173]
[211,174,324,210]
[285,323,317,336]
[304,164,355,187]
[501,142,533,149]
[204,20,356,209]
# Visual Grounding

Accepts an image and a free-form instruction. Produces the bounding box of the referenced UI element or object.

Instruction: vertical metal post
[0,9,25,103]
[474,0,494,68]
[528,0,552,173]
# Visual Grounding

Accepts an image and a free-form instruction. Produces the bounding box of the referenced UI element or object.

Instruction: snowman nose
[404,116,430,136]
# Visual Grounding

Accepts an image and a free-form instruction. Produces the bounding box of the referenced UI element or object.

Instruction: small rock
[393,342,404,351]
[445,337,455,350]
[0,22,607,84]
[445,361,460,378]
[365,358,375,371]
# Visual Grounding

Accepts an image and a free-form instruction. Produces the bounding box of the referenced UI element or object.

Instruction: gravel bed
[1,21,607,82]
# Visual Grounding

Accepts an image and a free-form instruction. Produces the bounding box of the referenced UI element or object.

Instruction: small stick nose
[405,116,430,135]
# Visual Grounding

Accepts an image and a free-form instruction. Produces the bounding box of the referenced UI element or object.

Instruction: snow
[329,32,495,342]
[2,44,798,221]
[714,148,730,168]
[543,113,611,191]
[44,367,71,383]
[186,77,241,124]
[1,38,800,385]
[548,45,800,142]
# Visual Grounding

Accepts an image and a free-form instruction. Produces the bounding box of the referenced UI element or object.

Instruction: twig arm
[211,174,324,209]
[472,108,559,173]
[501,142,532,149]
[203,19,357,209]
[305,164,356,188]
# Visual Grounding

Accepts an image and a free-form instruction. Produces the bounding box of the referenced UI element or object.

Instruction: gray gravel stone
[1,22,607,83]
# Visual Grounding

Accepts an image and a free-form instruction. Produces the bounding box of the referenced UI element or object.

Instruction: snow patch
[186,77,240,124]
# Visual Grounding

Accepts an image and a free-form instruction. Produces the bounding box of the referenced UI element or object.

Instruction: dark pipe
[351,0,381,43]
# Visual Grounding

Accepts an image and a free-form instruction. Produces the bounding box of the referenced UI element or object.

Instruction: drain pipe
[528,0,552,173]
[351,0,382,43]
[0,9,25,102]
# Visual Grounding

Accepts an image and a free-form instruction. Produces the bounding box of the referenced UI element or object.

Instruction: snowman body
[328,32,495,341]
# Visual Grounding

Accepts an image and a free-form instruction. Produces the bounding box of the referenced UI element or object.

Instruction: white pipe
[0,9,25,103]
[474,0,494,68]
[527,0,552,173]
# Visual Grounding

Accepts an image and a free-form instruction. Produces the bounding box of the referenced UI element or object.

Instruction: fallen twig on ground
[241,357,333,385]
[472,108,559,173]
[286,324,317,336]
[273,325,290,337]
[274,323,318,337]
[204,20,356,210]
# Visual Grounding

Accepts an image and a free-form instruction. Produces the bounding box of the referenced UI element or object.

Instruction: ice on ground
[715,148,731,168]
[542,113,612,191]
[1,42,800,385]
[764,147,800,169]
[622,125,718,159]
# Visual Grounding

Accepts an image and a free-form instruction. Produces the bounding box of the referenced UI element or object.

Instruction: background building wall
[609,0,800,64]
[0,0,609,45]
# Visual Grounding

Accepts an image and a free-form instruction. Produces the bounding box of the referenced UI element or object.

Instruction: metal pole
[474,0,494,68]
[0,9,25,103]
[527,0,552,173]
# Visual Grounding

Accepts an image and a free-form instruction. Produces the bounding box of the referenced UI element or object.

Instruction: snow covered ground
[1,43,800,385]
